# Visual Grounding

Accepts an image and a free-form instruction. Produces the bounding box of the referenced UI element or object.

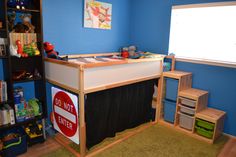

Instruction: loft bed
[44,52,164,157]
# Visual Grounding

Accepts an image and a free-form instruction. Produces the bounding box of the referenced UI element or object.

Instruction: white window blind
[168,2,236,66]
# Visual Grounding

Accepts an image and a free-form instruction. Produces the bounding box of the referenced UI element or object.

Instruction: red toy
[121,47,129,58]
[43,42,68,60]
[43,42,59,59]
[16,40,28,57]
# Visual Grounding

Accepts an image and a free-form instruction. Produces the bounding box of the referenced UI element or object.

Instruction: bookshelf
[0,0,47,133]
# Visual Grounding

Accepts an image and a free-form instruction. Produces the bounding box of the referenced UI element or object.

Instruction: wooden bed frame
[44,52,164,157]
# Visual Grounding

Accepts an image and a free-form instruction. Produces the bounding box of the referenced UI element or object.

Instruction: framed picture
[84,0,112,29]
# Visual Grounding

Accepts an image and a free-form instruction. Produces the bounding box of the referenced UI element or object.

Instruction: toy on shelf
[9,12,35,33]
[8,0,27,10]
[23,42,40,56]
[7,11,16,31]
[14,87,42,122]
[24,122,44,146]
[43,42,68,60]
[28,98,41,116]
[20,14,35,33]
[31,42,40,55]
[16,40,28,57]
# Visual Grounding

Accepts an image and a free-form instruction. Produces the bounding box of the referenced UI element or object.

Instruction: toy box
[1,127,27,157]
[163,99,176,123]
[165,78,179,101]
[25,122,44,146]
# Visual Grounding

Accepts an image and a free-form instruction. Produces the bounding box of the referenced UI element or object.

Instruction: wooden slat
[79,66,86,157]
[179,88,208,100]
[163,70,192,79]
[44,57,80,68]
[61,52,120,58]
[196,108,226,123]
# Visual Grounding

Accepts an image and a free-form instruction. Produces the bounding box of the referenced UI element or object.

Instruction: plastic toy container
[165,78,178,101]
[1,127,27,157]
[195,125,213,139]
[163,99,176,123]
[179,112,194,130]
[179,104,195,116]
[179,97,196,108]
[195,118,215,130]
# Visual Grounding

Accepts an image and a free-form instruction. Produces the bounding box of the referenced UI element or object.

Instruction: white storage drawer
[179,97,196,107]
[179,112,195,131]
[179,104,195,116]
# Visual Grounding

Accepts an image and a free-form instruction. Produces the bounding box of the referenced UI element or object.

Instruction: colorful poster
[84,0,112,29]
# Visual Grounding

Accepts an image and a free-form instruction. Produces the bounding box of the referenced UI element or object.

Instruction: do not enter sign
[52,87,79,144]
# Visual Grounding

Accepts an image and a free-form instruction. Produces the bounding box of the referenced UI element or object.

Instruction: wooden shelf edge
[7,7,40,13]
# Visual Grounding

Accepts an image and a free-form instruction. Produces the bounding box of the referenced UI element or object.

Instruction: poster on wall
[84,0,112,29]
[52,87,79,144]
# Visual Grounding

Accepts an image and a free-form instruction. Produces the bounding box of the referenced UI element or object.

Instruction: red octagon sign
[53,91,78,137]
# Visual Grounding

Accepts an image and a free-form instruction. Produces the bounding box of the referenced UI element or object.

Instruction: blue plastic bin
[165,78,179,101]
[1,127,27,157]
[163,99,176,123]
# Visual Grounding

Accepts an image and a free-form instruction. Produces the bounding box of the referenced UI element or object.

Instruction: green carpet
[43,124,228,157]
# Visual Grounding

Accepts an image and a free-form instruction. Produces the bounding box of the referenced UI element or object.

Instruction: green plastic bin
[195,125,213,139]
[196,118,215,130]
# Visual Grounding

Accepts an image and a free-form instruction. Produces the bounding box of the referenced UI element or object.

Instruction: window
[168,2,236,68]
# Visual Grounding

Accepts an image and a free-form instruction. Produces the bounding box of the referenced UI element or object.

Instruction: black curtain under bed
[85,79,157,149]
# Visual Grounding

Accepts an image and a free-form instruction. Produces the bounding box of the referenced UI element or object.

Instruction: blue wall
[42,0,131,54]
[130,0,236,136]
[42,0,132,120]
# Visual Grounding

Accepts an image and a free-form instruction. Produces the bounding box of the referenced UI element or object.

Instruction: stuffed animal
[20,14,35,33]
[43,42,59,59]
[43,42,68,60]
[12,22,29,33]
[10,44,21,57]
[128,45,137,57]
[7,11,16,31]
[121,47,129,58]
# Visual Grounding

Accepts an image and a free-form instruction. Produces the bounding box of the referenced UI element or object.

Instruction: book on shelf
[0,104,15,126]
[0,81,8,102]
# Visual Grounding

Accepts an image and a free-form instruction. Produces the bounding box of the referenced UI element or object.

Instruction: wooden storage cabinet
[195,108,226,143]
[0,0,47,135]
[176,88,208,132]
[158,70,226,143]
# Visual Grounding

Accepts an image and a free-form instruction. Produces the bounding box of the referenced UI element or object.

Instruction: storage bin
[179,112,194,130]
[195,125,213,139]
[165,78,179,101]
[179,97,196,107]
[179,104,195,116]
[195,118,215,130]
[163,99,176,123]
[1,127,27,157]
